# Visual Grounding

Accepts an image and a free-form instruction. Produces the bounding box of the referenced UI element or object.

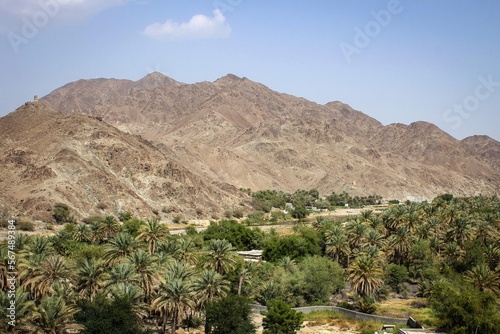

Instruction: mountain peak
[135,72,183,90]
[214,73,245,85]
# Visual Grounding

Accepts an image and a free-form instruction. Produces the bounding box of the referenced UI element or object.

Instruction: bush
[384,264,409,293]
[76,295,146,334]
[53,203,73,224]
[205,295,256,334]
[118,211,132,222]
[282,255,344,306]
[203,219,264,251]
[262,298,303,334]
[122,219,144,238]
[233,209,244,219]
[16,219,35,231]
[82,215,105,224]
[96,202,107,210]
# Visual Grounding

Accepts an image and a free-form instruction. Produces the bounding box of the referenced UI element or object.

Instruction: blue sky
[1,0,499,140]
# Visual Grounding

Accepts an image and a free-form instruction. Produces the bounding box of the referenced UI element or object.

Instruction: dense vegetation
[0,194,499,333]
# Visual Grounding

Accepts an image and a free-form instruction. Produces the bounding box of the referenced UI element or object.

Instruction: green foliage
[282,255,344,306]
[290,203,308,220]
[53,202,74,224]
[263,227,323,262]
[118,211,132,222]
[251,190,288,212]
[233,209,244,219]
[76,295,146,334]
[203,219,265,251]
[384,264,409,293]
[81,215,105,224]
[388,199,400,204]
[429,279,500,334]
[326,192,382,207]
[122,218,144,238]
[205,294,256,334]
[436,193,454,202]
[262,298,303,334]
[356,296,377,314]
[16,219,35,231]
[246,211,266,225]
[50,229,83,256]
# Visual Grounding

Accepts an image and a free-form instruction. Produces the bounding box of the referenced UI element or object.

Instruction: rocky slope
[40,72,499,201]
[0,102,246,221]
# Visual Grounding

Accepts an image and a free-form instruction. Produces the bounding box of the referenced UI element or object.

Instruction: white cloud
[0,0,132,33]
[142,9,231,40]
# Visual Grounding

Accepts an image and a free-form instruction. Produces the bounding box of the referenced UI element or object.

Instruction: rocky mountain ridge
[1,72,498,219]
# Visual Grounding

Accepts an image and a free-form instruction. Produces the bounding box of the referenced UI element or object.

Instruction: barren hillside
[40,72,500,200]
[0,102,246,221]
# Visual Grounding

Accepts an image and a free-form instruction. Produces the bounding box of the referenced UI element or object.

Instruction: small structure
[398,329,446,334]
[237,250,263,262]
[34,95,38,105]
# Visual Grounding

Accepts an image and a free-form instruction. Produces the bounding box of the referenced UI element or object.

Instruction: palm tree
[346,218,367,251]
[278,256,296,273]
[256,280,283,305]
[464,263,499,295]
[72,223,90,243]
[237,263,256,295]
[203,239,237,275]
[364,228,387,249]
[21,235,55,263]
[174,236,199,266]
[103,232,137,265]
[32,295,83,334]
[474,220,496,243]
[0,288,37,333]
[14,233,30,252]
[136,218,169,255]
[152,278,195,334]
[88,221,103,244]
[22,255,73,299]
[75,258,108,301]
[110,283,148,322]
[0,245,9,292]
[348,254,384,298]
[100,215,120,240]
[127,249,157,301]
[164,259,193,281]
[389,225,414,266]
[105,263,139,291]
[325,225,350,264]
[447,216,473,246]
[193,269,229,307]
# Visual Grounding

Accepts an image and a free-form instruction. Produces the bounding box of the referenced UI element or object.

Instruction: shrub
[82,215,105,224]
[53,203,73,224]
[205,295,256,334]
[118,211,132,222]
[16,219,35,231]
[96,202,107,210]
[233,209,244,219]
[262,298,303,334]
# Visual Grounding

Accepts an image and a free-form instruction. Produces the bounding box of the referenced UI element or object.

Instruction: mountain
[40,72,499,202]
[0,101,246,221]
